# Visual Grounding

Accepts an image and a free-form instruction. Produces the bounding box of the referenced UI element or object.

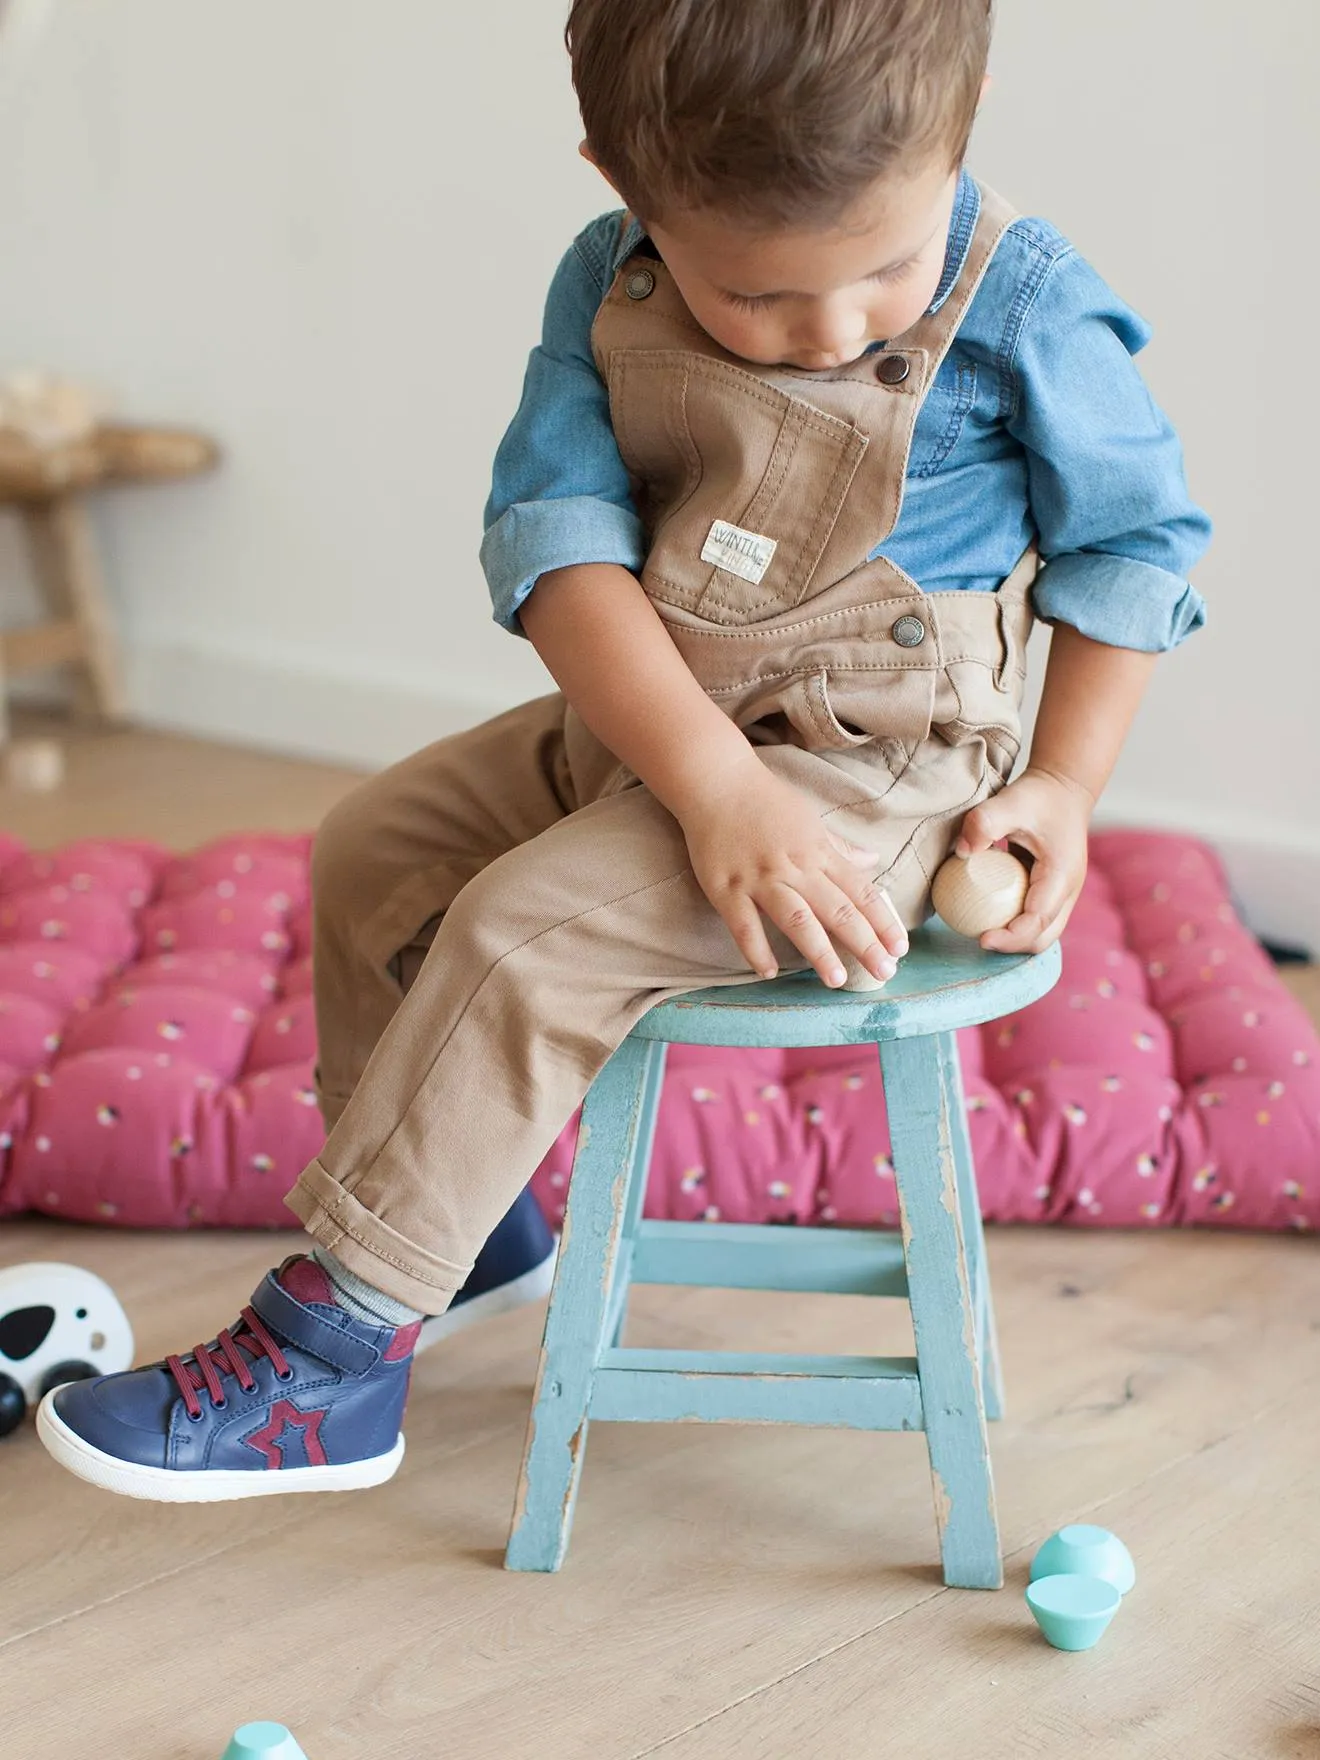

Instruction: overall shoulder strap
[897,182,1019,389]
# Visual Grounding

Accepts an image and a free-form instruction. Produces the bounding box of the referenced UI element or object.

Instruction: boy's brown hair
[566,0,992,226]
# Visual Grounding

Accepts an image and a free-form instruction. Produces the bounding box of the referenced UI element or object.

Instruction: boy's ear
[579,138,625,200]
[977,73,992,111]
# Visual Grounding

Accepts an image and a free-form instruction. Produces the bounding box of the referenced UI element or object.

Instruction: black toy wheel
[0,1372,26,1438]
[37,1359,101,1400]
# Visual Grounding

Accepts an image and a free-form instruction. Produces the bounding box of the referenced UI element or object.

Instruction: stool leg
[21,496,127,720]
[934,1031,1005,1421]
[608,1041,668,1348]
[506,1036,666,1572]
[880,1033,1002,1590]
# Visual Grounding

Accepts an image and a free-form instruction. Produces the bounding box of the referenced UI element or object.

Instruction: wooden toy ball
[932,848,1030,939]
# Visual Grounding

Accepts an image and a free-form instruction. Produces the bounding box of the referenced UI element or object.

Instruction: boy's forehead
[650,164,957,295]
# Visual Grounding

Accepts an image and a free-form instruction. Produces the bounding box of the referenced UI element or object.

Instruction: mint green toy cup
[221,1723,309,1760]
[1029,1524,1136,1595]
[1026,1574,1121,1651]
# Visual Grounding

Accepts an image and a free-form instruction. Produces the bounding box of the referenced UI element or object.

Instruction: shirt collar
[612,213,649,274]
[610,167,980,310]
[926,168,979,314]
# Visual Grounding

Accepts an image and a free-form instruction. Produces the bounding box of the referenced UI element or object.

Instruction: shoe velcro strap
[251,1276,381,1375]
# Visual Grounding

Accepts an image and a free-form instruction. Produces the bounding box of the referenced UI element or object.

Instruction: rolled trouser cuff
[284,1159,472,1314]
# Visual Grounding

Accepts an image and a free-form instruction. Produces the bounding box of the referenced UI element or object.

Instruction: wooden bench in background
[0,420,219,754]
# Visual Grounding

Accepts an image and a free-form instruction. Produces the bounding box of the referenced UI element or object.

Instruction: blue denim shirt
[482,173,1210,650]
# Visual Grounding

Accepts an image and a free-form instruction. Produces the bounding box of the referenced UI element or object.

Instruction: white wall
[1,3,1317,940]
[0,1,596,749]
[979,1,1320,946]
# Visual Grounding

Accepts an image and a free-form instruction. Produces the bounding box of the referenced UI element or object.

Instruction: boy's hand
[677,762,909,987]
[954,766,1092,954]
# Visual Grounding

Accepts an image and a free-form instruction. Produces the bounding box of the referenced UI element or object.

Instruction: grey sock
[311,1246,427,1326]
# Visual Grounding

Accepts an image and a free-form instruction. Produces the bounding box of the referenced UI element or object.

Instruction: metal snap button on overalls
[875,354,910,385]
[625,269,656,301]
[892,614,926,647]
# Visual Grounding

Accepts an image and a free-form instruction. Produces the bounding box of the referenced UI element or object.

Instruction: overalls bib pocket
[608,350,868,624]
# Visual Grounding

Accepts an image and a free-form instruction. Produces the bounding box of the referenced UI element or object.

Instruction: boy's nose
[797,304,868,360]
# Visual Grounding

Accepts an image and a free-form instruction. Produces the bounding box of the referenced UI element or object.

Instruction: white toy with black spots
[0,1263,134,1437]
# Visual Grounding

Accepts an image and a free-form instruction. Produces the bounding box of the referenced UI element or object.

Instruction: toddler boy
[38,0,1208,1500]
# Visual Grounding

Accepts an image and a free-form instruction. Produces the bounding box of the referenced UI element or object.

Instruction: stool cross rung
[590,1349,922,1430]
[630,1220,909,1296]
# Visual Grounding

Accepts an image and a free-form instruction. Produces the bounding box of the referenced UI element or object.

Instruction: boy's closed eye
[718,256,920,314]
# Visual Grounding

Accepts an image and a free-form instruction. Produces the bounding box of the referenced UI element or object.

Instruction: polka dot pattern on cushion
[0,828,1315,1235]
[0,833,320,1229]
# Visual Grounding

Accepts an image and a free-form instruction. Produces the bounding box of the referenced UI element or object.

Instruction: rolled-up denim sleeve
[481,222,646,635]
[1008,243,1211,652]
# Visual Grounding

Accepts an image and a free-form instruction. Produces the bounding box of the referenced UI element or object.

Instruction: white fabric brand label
[700,518,777,585]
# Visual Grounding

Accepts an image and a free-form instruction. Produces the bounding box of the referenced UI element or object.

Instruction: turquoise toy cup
[1025,1574,1122,1651]
[1029,1524,1136,1595]
[221,1723,309,1760]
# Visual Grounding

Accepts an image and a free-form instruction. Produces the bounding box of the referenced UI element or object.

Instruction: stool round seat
[638,926,1061,1046]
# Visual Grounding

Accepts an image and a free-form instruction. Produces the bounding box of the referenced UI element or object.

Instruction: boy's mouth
[787,350,868,370]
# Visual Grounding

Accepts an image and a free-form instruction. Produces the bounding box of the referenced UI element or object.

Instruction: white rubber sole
[35,1393,406,1504]
[414,1242,558,1355]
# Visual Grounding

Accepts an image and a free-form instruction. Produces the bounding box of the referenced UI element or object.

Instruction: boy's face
[642,162,960,371]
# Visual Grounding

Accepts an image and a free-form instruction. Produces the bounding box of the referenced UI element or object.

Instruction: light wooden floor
[2,717,1318,1760]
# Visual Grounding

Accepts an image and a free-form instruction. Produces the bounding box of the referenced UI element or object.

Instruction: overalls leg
[309,692,576,1132]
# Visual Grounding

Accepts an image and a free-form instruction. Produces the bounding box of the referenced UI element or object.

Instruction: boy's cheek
[688,302,779,363]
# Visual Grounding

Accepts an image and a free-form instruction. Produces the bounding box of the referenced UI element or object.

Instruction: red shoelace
[165,1306,293,1420]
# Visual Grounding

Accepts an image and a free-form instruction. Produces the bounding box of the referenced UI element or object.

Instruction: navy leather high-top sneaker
[37,1256,420,1503]
[37,1193,557,1501]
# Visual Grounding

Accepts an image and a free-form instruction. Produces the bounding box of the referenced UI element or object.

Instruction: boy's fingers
[874,885,910,958]
[1025,884,1082,953]
[759,882,850,987]
[980,902,1053,954]
[800,876,899,983]
[720,898,780,980]
[982,909,1063,956]
[1022,864,1073,931]
[822,849,909,960]
[981,866,1077,954]
[980,916,1036,954]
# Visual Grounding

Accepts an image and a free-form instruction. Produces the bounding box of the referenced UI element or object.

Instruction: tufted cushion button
[875,353,910,385]
[891,614,926,648]
[624,269,656,301]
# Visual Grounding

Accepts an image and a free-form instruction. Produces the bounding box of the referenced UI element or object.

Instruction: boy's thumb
[954,798,1009,858]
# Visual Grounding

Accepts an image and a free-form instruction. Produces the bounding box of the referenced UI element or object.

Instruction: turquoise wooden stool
[505,927,1061,1589]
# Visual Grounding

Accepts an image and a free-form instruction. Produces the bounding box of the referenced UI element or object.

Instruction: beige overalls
[286,183,1037,1313]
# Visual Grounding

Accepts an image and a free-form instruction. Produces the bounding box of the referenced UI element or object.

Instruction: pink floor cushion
[0,829,1315,1236]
